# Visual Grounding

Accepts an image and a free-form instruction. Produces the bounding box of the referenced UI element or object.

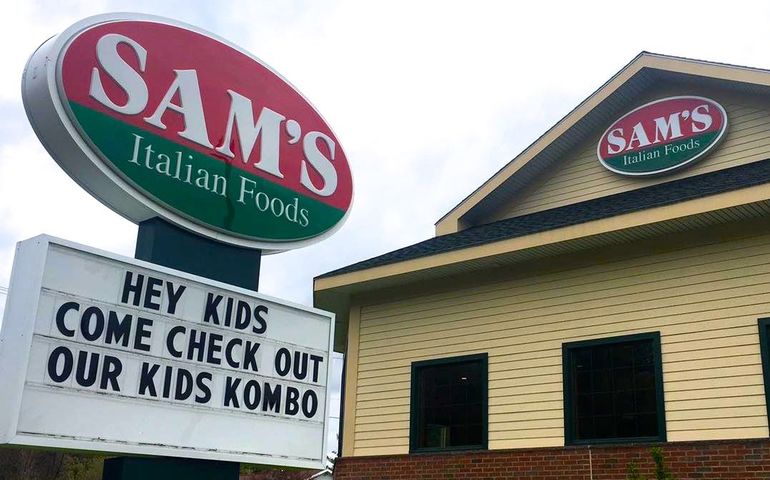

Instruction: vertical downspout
[337,352,347,456]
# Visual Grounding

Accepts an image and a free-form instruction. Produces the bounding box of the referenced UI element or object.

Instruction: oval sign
[597,96,727,176]
[22,14,352,251]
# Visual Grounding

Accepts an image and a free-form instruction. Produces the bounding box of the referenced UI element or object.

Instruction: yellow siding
[340,304,361,457]
[485,86,770,224]
[350,232,770,456]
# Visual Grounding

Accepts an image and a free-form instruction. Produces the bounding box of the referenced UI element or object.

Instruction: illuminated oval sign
[22,14,352,251]
[597,96,727,176]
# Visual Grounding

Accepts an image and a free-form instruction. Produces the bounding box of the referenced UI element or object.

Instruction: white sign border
[0,234,335,469]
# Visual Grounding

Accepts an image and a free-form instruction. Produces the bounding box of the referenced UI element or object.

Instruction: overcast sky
[3,1,770,302]
[2,0,770,464]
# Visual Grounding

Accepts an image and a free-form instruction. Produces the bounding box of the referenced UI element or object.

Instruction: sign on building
[597,96,727,176]
[0,236,334,468]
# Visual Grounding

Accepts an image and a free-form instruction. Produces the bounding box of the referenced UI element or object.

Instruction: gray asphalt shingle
[318,159,770,279]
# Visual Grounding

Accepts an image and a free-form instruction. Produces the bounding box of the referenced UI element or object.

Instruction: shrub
[626,447,675,480]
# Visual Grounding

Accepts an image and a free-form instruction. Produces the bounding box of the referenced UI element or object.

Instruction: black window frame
[757,318,770,423]
[409,353,488,453]
[562,332,667,445]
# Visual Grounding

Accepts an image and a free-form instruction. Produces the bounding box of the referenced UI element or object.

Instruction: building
[313,53,770,479]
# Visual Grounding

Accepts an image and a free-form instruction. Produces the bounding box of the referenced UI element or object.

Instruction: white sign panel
[0,236,334,468]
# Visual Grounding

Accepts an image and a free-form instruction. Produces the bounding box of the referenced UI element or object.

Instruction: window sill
[566,435,667,447]
[409,445,487,455]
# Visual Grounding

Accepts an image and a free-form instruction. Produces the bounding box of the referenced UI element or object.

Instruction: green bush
[626,447,675,480]
[0,448,104,480]
[57,455,104,480]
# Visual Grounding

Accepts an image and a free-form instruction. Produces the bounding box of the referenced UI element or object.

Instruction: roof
[434,52,770,236]
[318,158,770,279]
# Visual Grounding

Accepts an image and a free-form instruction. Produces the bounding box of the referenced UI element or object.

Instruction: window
[563,333,666,444]
[409,353,487,452]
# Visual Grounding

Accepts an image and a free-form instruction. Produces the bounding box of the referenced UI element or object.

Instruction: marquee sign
[0,236,334,467]
[22,14,353,250]
[597,96,727,176]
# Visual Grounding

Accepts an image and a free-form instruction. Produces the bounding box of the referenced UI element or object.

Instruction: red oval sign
[597,96,727,176]
[23,14,353,250]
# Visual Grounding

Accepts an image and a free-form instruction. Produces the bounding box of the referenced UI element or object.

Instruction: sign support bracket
[134,217,262,290]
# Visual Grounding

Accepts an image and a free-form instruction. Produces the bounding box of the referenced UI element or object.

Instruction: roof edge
[434,52,770,235]
[318,158,770,290]
[433,51,647,227]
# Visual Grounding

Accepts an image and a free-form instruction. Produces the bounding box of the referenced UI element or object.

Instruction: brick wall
[334,439,770,479]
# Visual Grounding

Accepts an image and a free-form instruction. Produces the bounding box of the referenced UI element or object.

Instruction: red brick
[335,439,770,480]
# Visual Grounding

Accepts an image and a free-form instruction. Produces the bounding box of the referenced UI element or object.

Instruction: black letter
[187,329,206,362]
[75,350,99,387]
[223,297,234,327]
[175,368,193,400]
[243,380,261,410]
[302,390,319,418]
[274,348,291,377]
[121,271,144,306]
[285,386,300,416]
[309,355,324,383]
[100,355,122,391]
[106,311,132,347]
[143,277,163,311]
[293,351,308,380]
[235,301,250,330]
[262,383,282,413]
[139,362,159,396]
[207,333,222,365]
[195,372,212,404]
[165,282,186,315]
[80,307,105,342]
[134,317,153,352]
[166,326,185,358]
[253,305,268,334]
[162,365,173,398]
[47,346,73,383]
[225,338,242,369]
[224,376,241,408]
[55,302,79,337]
[243,341,260,372]
[203,293,222,325]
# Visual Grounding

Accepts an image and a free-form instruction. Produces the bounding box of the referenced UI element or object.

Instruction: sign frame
[22,13,353,251]
[0,235,335,468]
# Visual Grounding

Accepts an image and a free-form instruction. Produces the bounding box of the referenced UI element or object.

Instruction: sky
[4,1,770,304]
[2,0,770,465]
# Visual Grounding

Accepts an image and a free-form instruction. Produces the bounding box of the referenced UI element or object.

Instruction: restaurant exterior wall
[342,222,770,457]
[319,55,770,478]
[334,438,770,480]
[484,84,770,226]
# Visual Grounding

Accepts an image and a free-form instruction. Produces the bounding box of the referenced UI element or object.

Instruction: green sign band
[70,102,345,241]
[601,130,720,174]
